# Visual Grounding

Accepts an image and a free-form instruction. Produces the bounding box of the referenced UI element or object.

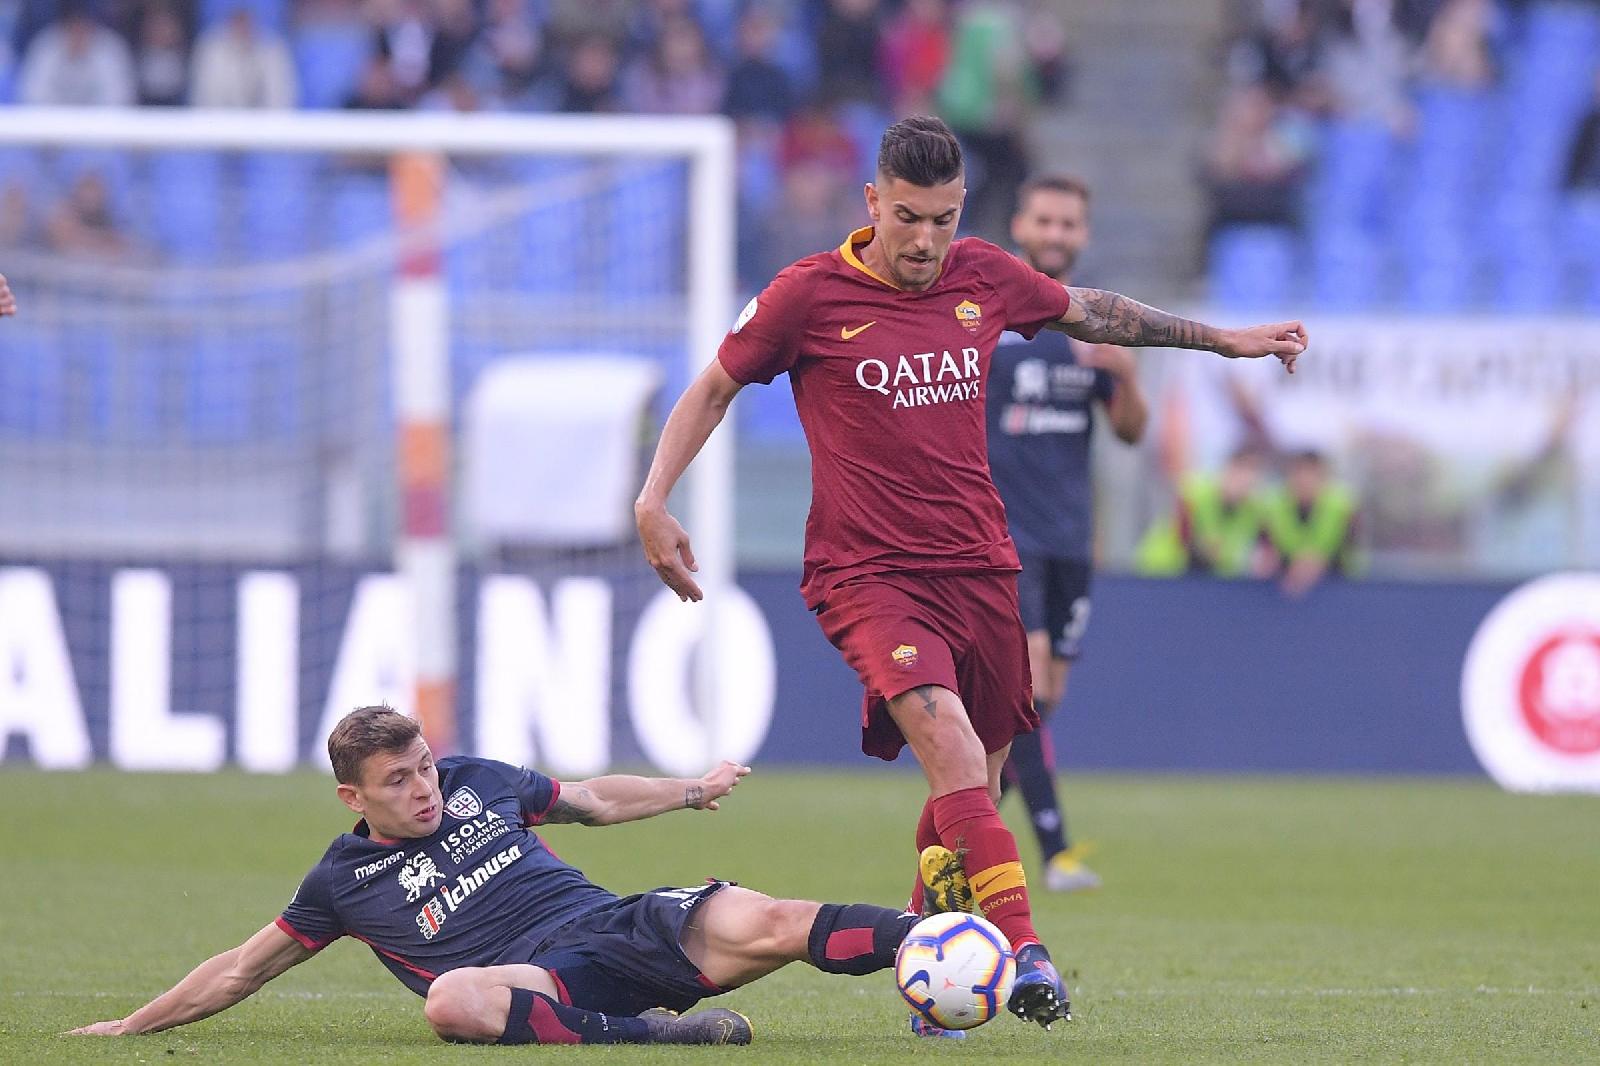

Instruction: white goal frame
[0,107,738,753]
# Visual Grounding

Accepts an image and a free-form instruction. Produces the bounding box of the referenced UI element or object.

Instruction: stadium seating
[1210,1,1600,311]
[1208,225,1298,309]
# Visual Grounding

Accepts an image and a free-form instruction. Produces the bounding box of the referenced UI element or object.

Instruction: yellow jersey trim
[838,226,902,290]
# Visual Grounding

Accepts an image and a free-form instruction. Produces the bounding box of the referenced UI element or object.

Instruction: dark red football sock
[908,797,940,911]
[932,786,1040,951]
[498,988,649,1045]
[807,903,918,975]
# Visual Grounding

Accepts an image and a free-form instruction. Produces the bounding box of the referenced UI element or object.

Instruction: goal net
[0,108,763,778]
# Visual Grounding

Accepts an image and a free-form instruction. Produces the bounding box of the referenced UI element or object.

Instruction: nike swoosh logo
[971,871,1006,895]
[840,321,877,340]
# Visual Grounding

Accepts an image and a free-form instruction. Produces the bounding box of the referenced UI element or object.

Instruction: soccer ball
[894,911,1015,1030]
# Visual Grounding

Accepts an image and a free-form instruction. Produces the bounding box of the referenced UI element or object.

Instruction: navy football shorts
[497,880,733,1016]
[1015,553,1092,660]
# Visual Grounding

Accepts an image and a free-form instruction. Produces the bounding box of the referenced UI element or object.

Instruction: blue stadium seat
[515,159,586,295]
[292,22,372,109]
[604,162,684,300]
[326,170,391,246]
[1310,120,1395,234]
[145,151,224,263]
[1564,198,1600,309]
[60,323,116,438]
[1310,226,1385,310]
[239,153,318,259]
[1207,225,1298,310]
[185,329,253,442]
[0,331,63,437]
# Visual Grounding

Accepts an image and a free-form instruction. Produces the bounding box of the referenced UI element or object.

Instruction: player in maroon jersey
[636,116,1307,1030]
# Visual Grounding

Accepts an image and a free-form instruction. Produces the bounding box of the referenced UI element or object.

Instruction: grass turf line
[2,769,1596,1064]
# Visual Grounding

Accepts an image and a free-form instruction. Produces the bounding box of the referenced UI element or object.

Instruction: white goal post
[0,107,738,765]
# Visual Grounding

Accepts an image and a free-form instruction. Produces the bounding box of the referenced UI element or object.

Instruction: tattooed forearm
[544,787,600,825]
[913,685,938,720]
[685,785,705,809]
[1057,288,1223,351]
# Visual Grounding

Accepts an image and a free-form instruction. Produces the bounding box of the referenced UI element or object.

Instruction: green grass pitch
[2,768,1596,1064]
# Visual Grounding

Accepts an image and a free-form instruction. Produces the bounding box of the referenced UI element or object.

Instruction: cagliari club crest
[954,299,982,333]
[445,786,482,819]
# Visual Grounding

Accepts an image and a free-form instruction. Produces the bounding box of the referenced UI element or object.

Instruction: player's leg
[956,573,1073,1026]
[424,964,747,1046]
[679,885,916,988]
[885,686,1038,948]
[1005,629,1071,863]
[1021,562,1100,891]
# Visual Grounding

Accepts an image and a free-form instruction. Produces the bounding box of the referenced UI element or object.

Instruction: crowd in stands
[1137,444,1362,597]
[0,0,1066,286]
[1209,0,1600,309]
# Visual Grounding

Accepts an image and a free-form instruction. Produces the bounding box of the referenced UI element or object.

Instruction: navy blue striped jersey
[277,756,616,995]
[986,328,1114,561]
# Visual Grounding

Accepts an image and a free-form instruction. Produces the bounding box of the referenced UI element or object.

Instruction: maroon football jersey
[719,227,1072,607]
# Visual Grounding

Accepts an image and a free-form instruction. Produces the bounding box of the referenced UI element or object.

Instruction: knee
[756,898,818,960]
[424,970,492,1043]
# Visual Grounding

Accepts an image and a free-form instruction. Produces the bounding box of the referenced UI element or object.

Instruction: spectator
[622,14,723,114]
[763,160,854,274]
[628,0,698,55]
[558,32,622,113]
[133,1,190,106]
[779,101,861,175]
[1567,70,1600,194]
[419,69,491,112]
[0,179,36,249]
[1021,0,1069,105]
[427,0,480,88]
[463,0,554,109]
[937,1,1040,237]
[45,170,133,259]
[815,0,882,105]
[1262,449,1362,597]
[546,0,632,50]
[370,0,436,103]
[722,5,794,123]
[343,54,406,109]
[191,4,297,108]
[18,3,135,107]
[1418,0,1496,90]
[878,0,948,116]
[1136,446,1276,578]
[1315,0,1415,133]
[1226,0,1322,104]
[1202,84,1311,234]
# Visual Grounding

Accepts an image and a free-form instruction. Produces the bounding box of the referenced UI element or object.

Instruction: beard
[1026,244,1077,281]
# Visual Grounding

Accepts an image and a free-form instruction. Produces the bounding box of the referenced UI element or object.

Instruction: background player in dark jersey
[70,707,922,1047]
[987,175,1148,894]
[636,115,1307,1031]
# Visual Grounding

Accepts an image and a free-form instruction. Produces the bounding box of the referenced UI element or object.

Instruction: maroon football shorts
[815,571,1037,761]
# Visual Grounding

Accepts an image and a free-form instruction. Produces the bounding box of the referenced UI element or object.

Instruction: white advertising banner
[1153,317,1600,576]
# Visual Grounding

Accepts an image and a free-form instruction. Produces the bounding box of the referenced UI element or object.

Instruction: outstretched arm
[1049,287,1307,372]
[546,761,752,826]
[635,360,746,602]
[69,922,314,1036]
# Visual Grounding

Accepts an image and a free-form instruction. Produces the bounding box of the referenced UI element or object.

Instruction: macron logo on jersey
[855,347,981,410]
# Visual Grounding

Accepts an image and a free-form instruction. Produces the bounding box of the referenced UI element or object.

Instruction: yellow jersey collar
[838,226,902,290]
